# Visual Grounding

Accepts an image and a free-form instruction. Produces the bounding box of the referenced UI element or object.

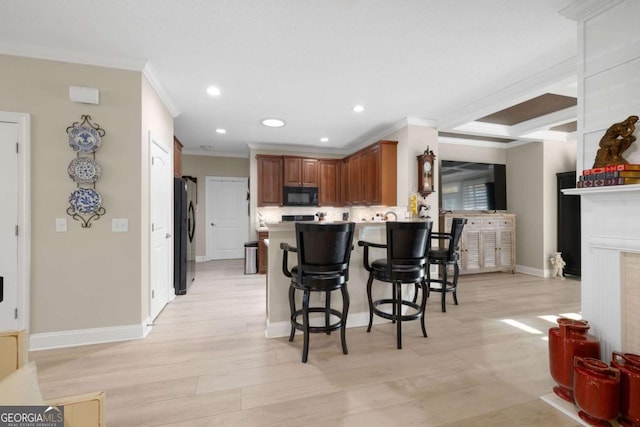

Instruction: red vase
[612,352,640,427]
[548,318,601,402]
[573,356,620,427]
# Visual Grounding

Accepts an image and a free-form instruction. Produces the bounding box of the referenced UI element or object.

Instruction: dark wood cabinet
[348,152,363,205]
[343,140,397,206]
[283,156,318,187]
[256,155,283,206]
[318,159,340,206]
[258,231,269,274]
[173,136,183,177]
[557,171,581,276]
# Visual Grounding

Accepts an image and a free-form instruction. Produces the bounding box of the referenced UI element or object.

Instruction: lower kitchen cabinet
[441,213,516,275]
[258,231,269,274]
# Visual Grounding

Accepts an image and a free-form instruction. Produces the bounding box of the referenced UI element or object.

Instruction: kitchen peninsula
[263,220,427,338]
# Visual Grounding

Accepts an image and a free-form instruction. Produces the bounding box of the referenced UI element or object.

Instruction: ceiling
[0,0,579,157]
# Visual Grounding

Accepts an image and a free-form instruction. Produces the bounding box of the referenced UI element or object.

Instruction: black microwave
[283,186,318,206]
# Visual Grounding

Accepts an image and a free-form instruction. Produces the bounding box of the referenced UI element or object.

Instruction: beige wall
[438,142,507,165]
[181,154,250,257]
[507,142,545,271]
[0,54,172,335]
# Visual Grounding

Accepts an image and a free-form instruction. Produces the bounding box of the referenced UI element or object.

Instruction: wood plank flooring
[30,260,582,426]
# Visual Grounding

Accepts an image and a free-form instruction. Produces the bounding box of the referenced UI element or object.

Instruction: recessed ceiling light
[216,128,226,134]
[353,105,364,113]
[261,118,286,127]
[206,86,221,96]
[320,137,329,142]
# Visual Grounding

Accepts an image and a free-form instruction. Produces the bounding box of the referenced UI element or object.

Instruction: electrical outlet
[55,218,67,232]
[112,218,129,232]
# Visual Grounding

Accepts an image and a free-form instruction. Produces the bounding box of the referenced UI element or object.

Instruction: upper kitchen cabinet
[256,155,283,206]
[318,159,341,206]
[366,140,397,206]
[283,156,319,187]
[343,140,397,206]
[173,136,183,177]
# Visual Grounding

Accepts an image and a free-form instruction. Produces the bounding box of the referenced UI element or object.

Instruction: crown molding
[142,61,180,118]
[559,0,625,22]
[0,43,147,71]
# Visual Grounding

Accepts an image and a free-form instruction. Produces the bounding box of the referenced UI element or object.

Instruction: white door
[149,135,172,320]
[206,177,248,260]
[0,122,18,330]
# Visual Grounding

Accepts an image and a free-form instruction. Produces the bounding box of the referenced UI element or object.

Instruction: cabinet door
[367,144,382,205]
[341,158,350,205]
[481,231,498,269]
[173,137,183,177]
[462,230,481,272]
[283,157,302,187]
[498,230,515,272]
[258,231,268,274]
[318,160,339,206]
[301,158,319,187]
[257,156,283,206]
[348,153,363,205]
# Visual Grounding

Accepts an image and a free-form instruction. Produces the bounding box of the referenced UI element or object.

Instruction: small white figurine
[550,252,566,279]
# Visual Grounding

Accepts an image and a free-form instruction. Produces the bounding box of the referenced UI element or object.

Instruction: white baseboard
[265,311,389,338]
[29,321,153,351]
[515,264,545,277]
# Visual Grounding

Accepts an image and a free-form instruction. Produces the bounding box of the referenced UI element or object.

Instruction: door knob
[211,223,215,226]
[165,233,171,239]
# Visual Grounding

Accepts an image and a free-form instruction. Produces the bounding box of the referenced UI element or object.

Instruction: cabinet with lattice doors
[440,213,516,275]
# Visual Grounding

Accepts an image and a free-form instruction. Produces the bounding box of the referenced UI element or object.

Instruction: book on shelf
[579,170,640,180]
[582,164,640,175]
[577,177,640,188]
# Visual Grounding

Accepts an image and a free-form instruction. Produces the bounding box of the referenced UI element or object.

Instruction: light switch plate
[112,218,129,232]
[55,218,67,232]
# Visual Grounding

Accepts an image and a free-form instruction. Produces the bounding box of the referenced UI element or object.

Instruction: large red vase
[612,352,640,427]
[573,356,620,427]
[548,318,601,402]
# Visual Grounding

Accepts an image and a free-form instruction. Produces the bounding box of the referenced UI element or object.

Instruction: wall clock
[417,147,436,197]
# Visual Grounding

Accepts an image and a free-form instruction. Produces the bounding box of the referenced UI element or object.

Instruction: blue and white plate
[68,157,102,184]
[68,126,102,153]
[69,188,102,214]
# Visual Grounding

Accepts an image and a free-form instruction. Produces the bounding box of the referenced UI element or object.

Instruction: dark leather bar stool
[427,217,467,312]
[281,222,355,363]
[358,221,432,349]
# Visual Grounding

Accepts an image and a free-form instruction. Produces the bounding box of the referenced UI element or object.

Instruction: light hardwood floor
[31,260,582,426]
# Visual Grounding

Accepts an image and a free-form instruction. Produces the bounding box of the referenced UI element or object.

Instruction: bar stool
[427,217,467,312]
[281,222,355,363]
[358,221,432,349]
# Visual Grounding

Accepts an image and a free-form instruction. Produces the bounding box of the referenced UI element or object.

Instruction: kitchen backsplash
[257,205,410,227]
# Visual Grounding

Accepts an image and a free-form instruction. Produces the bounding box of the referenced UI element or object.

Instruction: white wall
[570,0,640,355]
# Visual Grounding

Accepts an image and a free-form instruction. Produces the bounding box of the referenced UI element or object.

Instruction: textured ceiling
[0,0,578,157]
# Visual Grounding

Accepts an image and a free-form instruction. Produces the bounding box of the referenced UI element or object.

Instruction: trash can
[244,241,258,274]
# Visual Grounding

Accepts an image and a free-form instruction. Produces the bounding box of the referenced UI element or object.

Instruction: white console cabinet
[440,213,516,275]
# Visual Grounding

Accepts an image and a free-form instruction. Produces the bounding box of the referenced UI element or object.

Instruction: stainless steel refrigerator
[174,176,197,295]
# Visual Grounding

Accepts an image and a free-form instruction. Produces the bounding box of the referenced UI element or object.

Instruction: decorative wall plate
[69,188,102,214]
[68,157,102,184]
[68,125,102,153]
